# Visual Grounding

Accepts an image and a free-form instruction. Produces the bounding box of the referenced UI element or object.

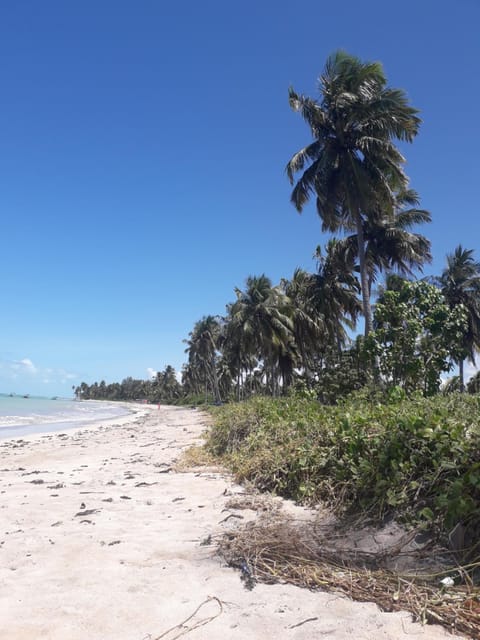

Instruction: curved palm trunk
[354,211,374,336]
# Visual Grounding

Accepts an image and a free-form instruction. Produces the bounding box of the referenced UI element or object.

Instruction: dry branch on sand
[217,514,480,639]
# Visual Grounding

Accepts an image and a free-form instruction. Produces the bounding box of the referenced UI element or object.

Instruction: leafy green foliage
[366,280,467,396]
[314,340,371,404]
[207,394,480,549]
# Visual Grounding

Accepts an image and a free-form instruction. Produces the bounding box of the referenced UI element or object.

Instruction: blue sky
[1,0,479,396]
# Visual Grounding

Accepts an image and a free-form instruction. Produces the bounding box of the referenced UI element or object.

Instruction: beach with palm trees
[0,404,452,640]
[174,53,478,403]
[77,51,480,405]
[24,50,480,637]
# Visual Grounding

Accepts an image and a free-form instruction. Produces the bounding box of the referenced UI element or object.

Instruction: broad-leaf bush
[207,393,480,549]
[366,281,467,396]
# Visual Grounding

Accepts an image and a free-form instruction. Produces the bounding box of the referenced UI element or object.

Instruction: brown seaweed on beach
[75,509,100,517]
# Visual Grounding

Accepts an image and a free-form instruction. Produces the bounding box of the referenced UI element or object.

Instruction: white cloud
[0,356,78,390]
[12,358,37,374]
[22,358,37,373]
[147,367,157,379]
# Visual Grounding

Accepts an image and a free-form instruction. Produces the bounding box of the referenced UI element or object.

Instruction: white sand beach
[0,405,454,639]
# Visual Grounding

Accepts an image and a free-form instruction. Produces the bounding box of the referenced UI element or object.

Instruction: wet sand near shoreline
[0,405,452,639]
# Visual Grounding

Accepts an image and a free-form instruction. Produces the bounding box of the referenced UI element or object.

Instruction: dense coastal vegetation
[79,51,480,407]
[207,393,480,548]
[77,52,480,584]
[73,54,480,635]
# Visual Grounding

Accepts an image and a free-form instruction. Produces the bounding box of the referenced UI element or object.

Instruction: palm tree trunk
[210,357,221,403]
[354,211,374,336]
[272,362,278,396]
[459,359,465,393]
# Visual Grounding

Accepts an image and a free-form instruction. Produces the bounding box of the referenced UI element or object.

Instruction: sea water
[0,394,132,439]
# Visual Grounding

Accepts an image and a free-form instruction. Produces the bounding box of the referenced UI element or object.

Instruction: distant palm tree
[228,275,293,395]
[438,246,480,391]
[282,267,325,378]
[181,362,202,397]
[158,365,181,401]
[312,239,361,350]
[184,316,222,403]
[467,370,480,394]
[215,355,234,400]
[287,50,421,335]
[220,320,258,400]
[281,242,360,382]
[337,189,431,298]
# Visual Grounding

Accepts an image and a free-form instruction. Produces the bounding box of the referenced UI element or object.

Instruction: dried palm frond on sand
[217,514,480,639]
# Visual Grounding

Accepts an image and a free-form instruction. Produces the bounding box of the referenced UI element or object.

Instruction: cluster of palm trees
[79,51,480,405]
[79,239,480,404]
[182,260,361,401]
[182,250,480,403]
[183,51,480,402]
[75,365,182,403]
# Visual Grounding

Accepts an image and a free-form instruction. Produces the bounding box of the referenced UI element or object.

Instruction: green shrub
[206,393,480,549]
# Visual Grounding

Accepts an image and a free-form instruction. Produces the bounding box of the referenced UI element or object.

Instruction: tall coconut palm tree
[286,50,421,335]
[438,246,480,391]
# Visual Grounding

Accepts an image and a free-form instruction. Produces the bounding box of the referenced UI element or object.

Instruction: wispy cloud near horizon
[11,358,37,374]
[0,356,79,394]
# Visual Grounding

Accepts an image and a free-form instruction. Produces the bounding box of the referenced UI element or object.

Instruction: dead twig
[218,519,480,638]
[289,616,319,629]
[151,596,223,640]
